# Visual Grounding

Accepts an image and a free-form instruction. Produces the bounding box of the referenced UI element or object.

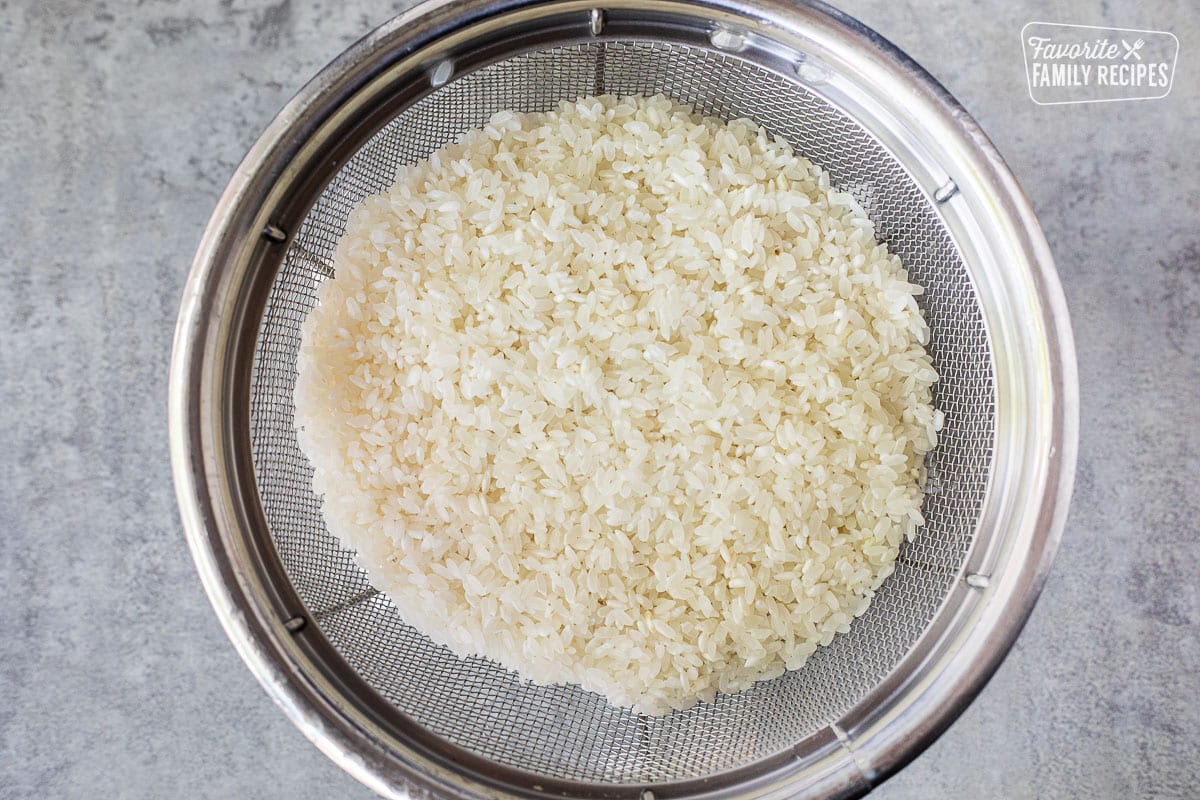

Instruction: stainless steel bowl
[169,1,1078,798]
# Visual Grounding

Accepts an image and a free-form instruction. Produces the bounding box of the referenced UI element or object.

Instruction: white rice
[294,94,941,715]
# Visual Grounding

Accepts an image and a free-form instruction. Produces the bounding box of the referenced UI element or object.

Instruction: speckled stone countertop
[1,1,1196,797]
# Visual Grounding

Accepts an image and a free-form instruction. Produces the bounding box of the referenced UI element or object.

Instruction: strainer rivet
[284,615,308,633]
[934,180,960,204]
[708,26,747,52]
[262,223,287,243]
[589,9,605,36]
[965,573,990,590]
[796,59,832,86]
[429,59,454,88]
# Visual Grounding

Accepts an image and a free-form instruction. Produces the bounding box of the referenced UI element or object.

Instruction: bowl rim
[169,1,1078,798]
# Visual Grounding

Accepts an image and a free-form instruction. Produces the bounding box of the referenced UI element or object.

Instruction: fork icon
[1122,38,1145,60]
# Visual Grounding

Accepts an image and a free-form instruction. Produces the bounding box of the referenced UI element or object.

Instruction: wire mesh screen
[249,41,994,784]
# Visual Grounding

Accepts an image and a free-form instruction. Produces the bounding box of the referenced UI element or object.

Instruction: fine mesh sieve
[171,2,1076,799]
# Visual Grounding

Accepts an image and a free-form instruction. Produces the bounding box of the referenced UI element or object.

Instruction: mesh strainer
[169,1,1077,798]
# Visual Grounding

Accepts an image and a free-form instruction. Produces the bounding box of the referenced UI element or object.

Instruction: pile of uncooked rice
[295,94,940,715]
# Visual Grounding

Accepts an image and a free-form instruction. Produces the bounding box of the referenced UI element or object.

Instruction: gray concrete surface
[1,0,1196,797]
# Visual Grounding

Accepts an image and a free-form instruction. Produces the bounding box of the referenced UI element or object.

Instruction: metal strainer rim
[169,1,1077,798]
